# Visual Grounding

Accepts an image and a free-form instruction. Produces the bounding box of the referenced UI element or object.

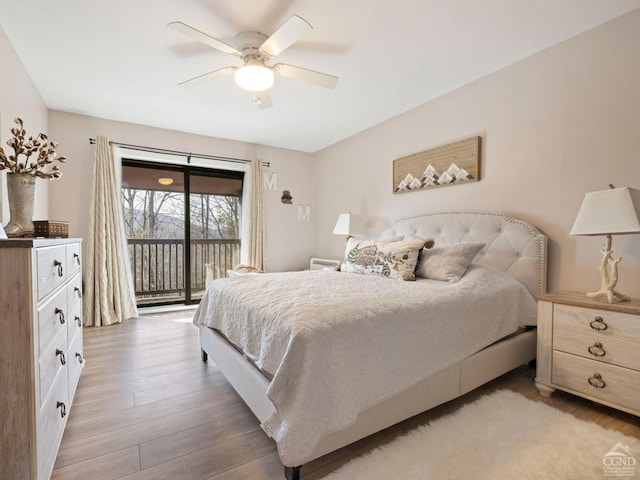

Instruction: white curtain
[84,136,138,326]
[248,157,266,271]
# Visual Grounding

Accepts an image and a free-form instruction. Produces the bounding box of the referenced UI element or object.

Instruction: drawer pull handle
[76,352,85,364]
[588,373,606,389]
[589,316,608,331]
[74,286,82,298]
[56,349,67,365]
[73,252,81,266]
[54,260,64,277]
[56,401,67,418]
[75,316,82,327]
[55,308,65,324]
[588,342,606,357]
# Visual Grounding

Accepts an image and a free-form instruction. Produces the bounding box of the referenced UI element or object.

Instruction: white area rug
[323,390,640,479]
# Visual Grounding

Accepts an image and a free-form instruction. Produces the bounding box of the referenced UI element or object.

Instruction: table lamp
[570,185,640,303]
[333,212,365,238]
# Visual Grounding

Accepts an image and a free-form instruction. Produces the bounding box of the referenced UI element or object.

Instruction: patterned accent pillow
[341,237,434,281]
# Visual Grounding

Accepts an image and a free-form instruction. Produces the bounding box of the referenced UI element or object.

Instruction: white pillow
[415,242,485,282]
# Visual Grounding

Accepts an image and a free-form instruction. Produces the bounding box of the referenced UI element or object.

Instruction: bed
[193,211,547,479]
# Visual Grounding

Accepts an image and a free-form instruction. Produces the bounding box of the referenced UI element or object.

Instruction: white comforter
[193,264,537,465]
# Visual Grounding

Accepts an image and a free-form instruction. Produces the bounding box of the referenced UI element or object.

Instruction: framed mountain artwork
[393,136,480,193]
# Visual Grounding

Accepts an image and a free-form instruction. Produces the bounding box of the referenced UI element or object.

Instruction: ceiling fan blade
[274,63,339,89]
[178,66,237,88]
[259,15,312,58]
[253,90,273,109]
[168,21,241,56]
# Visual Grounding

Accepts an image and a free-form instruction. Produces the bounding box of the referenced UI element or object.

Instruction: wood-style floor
[52,310,640,480]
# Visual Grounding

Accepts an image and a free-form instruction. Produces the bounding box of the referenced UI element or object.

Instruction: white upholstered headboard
[378,212,547,296]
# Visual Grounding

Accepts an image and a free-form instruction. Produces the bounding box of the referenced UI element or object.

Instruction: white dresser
[0,238,84,480]
[536,291,640,416]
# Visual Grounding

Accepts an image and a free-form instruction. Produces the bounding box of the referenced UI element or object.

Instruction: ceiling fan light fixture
[235,63,274,92]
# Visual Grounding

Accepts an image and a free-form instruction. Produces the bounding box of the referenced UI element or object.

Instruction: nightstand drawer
[554,329,640,371]
[553,351,640,413]
[555,304,640,342]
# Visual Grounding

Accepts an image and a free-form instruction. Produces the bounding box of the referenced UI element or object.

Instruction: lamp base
[586,289,631,304]
[587,236,630,304]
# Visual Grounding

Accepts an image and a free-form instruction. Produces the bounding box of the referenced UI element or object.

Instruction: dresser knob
[55,349,67,365]
[588,373,606,389]
[55,308,65,324]
[589,316,608,331]
[56,401,67,418]
[54,259,64,277]
[76,352,85,364]
[75,316,82,327]
[587,342,606,357]
[73,252,81,266]
[74,286,82,298]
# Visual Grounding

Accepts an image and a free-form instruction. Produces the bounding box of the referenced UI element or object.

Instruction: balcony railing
[127,238,241,304]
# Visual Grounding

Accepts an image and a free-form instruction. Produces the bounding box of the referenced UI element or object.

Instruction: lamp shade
[570,187,640,236]
[332,213,365,236]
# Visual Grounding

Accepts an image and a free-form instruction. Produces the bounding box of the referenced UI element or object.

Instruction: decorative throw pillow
[414,242,485,282]
[341,237,434,281]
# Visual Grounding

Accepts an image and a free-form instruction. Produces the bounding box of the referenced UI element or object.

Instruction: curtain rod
[88,138,270,167]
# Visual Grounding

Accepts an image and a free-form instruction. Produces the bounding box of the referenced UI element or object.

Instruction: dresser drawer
[553,351,640,414]
[36,245,68,301]
[38,328,68,404]
[67,300,83,347]
[554,329,640,371]
[68,330,85,399]
[37,287,68,355]
[555,303,640,342]
[38,368,69,479]
[66,243,82,278]
[67,274,83,317]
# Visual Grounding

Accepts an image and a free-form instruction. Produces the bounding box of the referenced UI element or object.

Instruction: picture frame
[393,136,481,194]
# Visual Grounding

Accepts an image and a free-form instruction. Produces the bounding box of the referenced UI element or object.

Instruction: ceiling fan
[168,15,339,109]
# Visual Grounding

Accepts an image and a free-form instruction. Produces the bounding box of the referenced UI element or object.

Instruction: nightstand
[535,292,640,416]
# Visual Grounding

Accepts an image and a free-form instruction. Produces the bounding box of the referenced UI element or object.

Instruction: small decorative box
[33,220,69,238]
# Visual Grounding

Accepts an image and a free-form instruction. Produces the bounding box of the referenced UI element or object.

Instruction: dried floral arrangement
[0,117,66,179]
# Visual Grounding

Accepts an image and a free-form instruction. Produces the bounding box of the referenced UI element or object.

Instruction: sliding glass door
[121,160,243,306]
[188,172,242,301]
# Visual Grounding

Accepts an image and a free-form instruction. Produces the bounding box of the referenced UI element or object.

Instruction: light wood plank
[65,383,237,442]
[119,436,256,480]
[51,445,140,480]
[139,410,259,468]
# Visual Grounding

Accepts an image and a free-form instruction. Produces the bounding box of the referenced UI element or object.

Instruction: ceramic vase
[4,172,36,237]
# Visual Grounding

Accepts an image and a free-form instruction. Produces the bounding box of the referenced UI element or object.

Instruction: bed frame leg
[284,465,301,480]
[201,348,208,362]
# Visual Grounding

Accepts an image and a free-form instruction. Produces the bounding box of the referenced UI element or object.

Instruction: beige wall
[47,111,314,272]
[0,26,50,223]
[313,10,640,298]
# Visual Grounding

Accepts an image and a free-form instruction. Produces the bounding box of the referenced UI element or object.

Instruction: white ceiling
[1,1,639,153]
